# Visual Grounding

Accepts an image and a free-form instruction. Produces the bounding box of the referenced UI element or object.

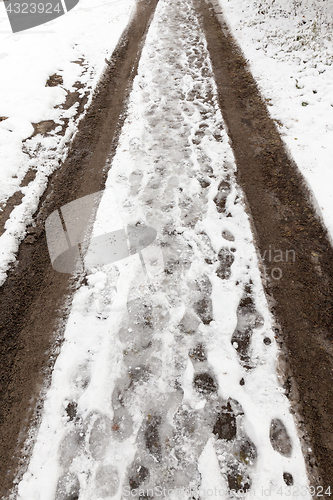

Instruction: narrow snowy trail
[17,0,311,498]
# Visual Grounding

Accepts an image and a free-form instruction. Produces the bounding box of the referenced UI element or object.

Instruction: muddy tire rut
[0,0,333,495]
[198,0,333,487]
[0,0,159,494]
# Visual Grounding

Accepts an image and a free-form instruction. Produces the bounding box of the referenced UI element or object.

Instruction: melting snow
[16,0,311,498]
[0,0,136,284]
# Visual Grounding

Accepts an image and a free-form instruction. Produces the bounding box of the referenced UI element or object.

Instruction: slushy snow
[15,0,312,498]
[0,0,136,284]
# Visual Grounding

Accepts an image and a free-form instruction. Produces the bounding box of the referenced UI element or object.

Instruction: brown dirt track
[197,0,333,488]
[1,0,333,495]
[0,0,159,494]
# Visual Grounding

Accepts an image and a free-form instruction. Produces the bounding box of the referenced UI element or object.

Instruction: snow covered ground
[218,0,333,240]
[15,0,312,498]
[0,0,136,284]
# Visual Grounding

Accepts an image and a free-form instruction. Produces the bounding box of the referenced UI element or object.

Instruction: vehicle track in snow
[199,0,333,488]
[0,0,160,494]
[16,0,311,498]
[1,0,333,496]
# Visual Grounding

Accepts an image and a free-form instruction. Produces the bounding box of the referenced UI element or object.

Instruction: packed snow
[0,0,136,284]
[15,0,311,498]
[218,0,333,240]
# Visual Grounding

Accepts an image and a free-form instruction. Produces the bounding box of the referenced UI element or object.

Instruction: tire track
[198,0,333,487]
[0,0,159,495]
[16,0,310,498]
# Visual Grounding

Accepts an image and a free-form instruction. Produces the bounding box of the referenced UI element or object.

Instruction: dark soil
[196,0,333,487]
[0,0,159,495]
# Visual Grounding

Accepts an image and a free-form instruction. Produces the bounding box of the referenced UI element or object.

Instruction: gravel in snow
[16,0,311,498]
[217,0,333,241]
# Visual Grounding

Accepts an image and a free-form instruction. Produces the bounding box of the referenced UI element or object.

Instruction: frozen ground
[16,0,311,498]
[218,0,333,240]
[0,0,136,284]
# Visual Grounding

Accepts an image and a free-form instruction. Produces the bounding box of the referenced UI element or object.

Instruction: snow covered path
[17,0,311,498]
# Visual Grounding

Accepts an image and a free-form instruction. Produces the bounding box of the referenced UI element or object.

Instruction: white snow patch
[0,0,136,284]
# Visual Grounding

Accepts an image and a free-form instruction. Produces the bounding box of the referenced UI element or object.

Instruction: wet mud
[0,0,159,493]
[1,0,333,494]
[197,0,333,486]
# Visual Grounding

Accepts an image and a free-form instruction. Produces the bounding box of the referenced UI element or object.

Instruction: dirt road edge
[196,0,333,487]
[0,0,159,495]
